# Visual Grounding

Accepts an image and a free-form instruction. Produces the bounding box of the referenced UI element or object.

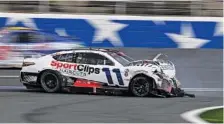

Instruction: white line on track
[183,88,223,92]
[0,75,19,78]
[0,86,25,89]
[181,105,223,123]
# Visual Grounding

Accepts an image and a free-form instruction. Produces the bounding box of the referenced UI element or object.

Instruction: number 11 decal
[102,68,124,85]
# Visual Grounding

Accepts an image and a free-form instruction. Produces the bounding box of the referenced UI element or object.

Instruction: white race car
[20,48,195,97]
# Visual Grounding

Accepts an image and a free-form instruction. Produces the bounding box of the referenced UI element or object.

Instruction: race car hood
[128,54,176,78]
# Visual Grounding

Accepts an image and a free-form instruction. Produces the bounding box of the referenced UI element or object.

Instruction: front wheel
[40,70,63,93]
[129,76,153,97]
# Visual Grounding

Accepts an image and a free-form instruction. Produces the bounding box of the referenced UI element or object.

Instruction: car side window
[27,32,45,43]
[8,32,31,43]
[45,34,55,42]
[17,32,30,43]
[53,53,75,62]
[7,32,19,43]
[75,52,114,66]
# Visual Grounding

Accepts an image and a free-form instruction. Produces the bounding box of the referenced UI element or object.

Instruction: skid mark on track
[22,97,114,123]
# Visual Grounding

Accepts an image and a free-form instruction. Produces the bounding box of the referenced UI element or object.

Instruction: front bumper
[151,87,195,98]
[154,74,195,98]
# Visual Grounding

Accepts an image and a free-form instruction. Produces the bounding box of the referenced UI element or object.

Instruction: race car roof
[51,48,121,56]
[0,26,36,33]
[73,48,120,52]
[0,26,37,38]
[5,26,34,30]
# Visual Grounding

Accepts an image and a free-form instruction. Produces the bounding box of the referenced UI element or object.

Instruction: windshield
[153,54,170,62]
[108,51,134,66]
[153,53,174,66]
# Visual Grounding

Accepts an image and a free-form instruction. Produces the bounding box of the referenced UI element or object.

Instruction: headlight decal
[161,79,172,93]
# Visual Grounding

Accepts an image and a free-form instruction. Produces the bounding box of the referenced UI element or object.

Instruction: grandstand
[0,0,223,16]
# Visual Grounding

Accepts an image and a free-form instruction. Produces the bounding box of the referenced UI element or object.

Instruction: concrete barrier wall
[0,13,223,49]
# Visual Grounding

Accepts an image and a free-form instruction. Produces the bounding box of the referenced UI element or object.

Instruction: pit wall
[0,13,223,49]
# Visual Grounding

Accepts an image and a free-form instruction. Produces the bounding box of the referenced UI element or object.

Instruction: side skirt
[64,86,129,95]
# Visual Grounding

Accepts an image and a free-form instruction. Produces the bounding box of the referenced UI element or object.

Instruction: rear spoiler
[22,58,36,67]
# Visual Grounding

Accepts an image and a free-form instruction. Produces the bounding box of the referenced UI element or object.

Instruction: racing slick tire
[40,70,63,93]
[129,76,153,97]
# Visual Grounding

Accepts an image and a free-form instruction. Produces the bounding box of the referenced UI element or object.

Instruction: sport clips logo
[51,61,100,74]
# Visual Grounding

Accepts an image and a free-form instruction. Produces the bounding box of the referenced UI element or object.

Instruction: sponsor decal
[77,64,100,74]
[51,61,100,75]
[124,69,129,77]
[60,68,86,77]
[51,61,77,69]
[73,79,102,88]
[102,68,124,85]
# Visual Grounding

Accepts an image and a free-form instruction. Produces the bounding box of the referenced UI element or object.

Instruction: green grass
[200,108,223,123]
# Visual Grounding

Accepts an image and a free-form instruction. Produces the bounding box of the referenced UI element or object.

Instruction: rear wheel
[40,70,63,93]
[129,76,153,97]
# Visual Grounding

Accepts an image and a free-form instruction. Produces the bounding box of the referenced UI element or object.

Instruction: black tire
[129,76,153,97]
[40,70,63,93]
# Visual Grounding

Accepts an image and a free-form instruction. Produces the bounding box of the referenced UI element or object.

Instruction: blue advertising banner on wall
[0,13,223,49]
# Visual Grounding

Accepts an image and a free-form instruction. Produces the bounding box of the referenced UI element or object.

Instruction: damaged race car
[20,48,195,98]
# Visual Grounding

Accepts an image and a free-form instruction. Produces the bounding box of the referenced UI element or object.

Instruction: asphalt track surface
[0,49,223,123]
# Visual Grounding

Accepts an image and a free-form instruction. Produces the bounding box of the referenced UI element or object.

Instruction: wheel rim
[132,78,150,96]
[42,73,58,89]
